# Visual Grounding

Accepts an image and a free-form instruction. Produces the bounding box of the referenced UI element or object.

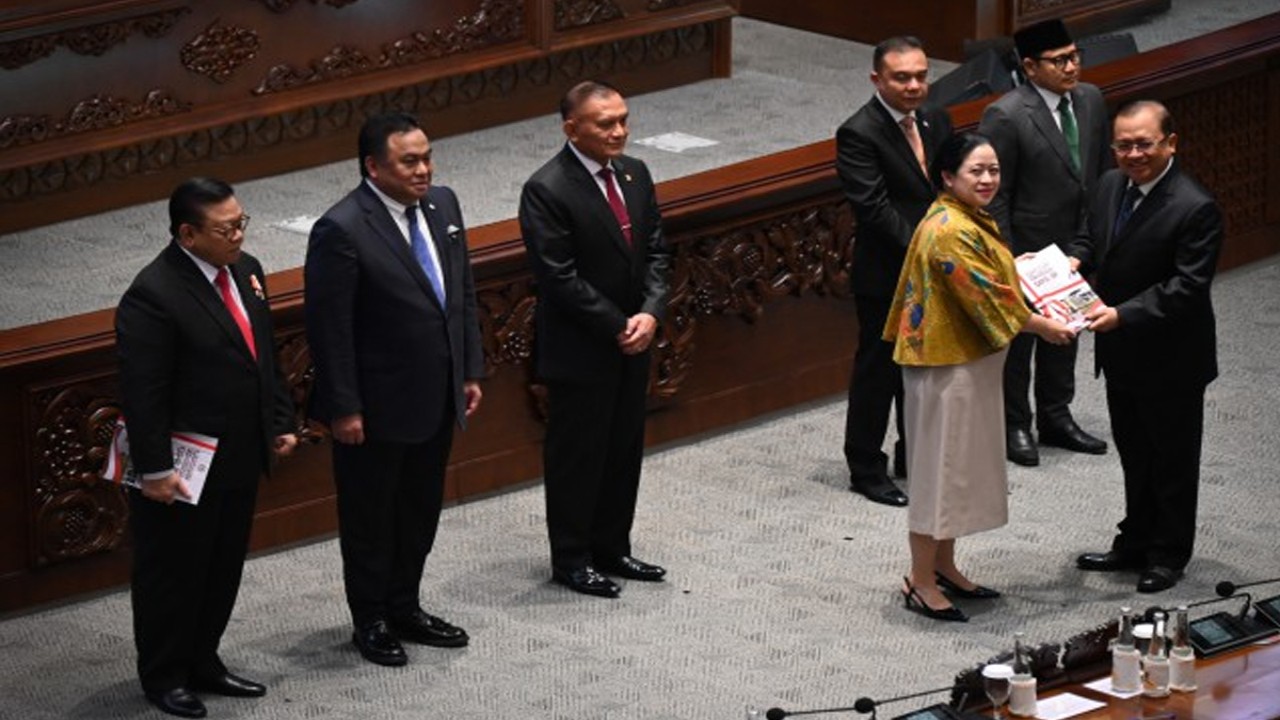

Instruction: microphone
[1143,589,1254,623]
[766,684,959,719]
[1216,576,1280,597]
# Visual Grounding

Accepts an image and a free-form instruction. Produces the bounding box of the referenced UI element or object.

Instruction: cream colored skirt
[902,347,1009,539]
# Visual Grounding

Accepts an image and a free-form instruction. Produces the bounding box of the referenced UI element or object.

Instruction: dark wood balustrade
[1,12,1278,614]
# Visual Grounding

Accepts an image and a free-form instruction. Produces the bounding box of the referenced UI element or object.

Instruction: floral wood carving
[276,329,326,443]
[30,383,128,567]
[252,0,524,95]
[0,90,190,150]
[255,0,363,11]
[181,21,261,83]
[0,8,189,70]
[1,24,709,205]
[555,0,624,30]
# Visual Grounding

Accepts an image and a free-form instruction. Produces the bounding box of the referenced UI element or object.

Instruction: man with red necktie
[116,177,297,717]
[519,80,672,599]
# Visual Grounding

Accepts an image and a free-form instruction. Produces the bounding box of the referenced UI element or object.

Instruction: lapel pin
[446,223,461,240]
[249,274,265,300]
[427,202,436,211]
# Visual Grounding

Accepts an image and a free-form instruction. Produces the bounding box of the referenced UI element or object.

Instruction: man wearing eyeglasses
[116,177,298,717]
[1069,100,1222,593]
[978,18,1110,467]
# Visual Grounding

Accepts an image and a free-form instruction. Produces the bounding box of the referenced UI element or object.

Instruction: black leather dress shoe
[145,688,207,718]
[1076,550,1144,572]
[851,477,908,507]
[597,555,667,582]
[1039,420,1107,454]
[353,620,408,667]
[1138,565,1183,593]
[191,671,266,697]
[389,609,469,648]
[552,566,621,598]
[1006,428,1039,466]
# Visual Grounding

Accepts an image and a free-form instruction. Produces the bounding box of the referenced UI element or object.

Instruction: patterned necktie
[1058,95,1081,172]
[597,167,632,246]
[406,205,446,307]
[214,267,257,360]
[1114,185,1144,234]
[900,115,927,175]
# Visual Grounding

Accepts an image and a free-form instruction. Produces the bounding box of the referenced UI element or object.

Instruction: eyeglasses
[1037,50,1081,70]
[205,214,251,238]
[1110,137,1166,154]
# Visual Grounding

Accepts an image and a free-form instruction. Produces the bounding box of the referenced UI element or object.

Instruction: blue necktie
[406,205,446,307]
[1114,185,1144,234]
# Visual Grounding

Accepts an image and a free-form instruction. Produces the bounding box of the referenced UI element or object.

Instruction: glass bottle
[1169,605,1197,691]
[1142,611,1171,697]
[1009,631,1038,716]
[1111,606,1141,693]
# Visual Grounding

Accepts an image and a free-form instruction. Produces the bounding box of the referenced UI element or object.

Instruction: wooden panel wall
[737,0,1170,61]
[0,0,737,234]
[2,12,1278,615]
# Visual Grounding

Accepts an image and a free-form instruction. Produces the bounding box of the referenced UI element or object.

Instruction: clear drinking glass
[983,663,1015,719]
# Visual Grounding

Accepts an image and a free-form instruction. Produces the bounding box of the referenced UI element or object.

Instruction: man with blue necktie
[305,113,484,666]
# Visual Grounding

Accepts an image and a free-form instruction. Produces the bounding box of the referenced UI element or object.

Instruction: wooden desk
[1017,640,1280,720]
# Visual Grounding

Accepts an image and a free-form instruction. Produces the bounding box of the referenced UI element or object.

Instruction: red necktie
[215,267,257,360]
[597,167,632,246]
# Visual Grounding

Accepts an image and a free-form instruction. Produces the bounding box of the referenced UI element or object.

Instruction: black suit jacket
[305,183,484,443]
[519,146,671,383]
[115,243,294,490]
[836,98,953,298]
[1069,162,1221,393]
[979,82,1110,253]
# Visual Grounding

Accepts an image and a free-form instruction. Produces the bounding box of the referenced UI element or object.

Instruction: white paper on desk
[101,418,217,505]
[1082,676,1143,699]
[1034,692,1106,720]
[1015,244,1101,331]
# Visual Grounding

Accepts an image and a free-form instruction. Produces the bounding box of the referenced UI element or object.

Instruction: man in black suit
[836,36,953,507]
[978,18,1110,466]
[1071,101,1221,593]
[305,113,484,665]
[519,80,672,598]
[116,177,298,718]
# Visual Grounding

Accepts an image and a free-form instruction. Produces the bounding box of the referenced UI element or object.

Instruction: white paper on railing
[1015,244,1101,331]
[101,417,217,505]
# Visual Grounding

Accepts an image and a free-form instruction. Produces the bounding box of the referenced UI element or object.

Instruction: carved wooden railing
[1,12,1277,614]
[0,0,738,234]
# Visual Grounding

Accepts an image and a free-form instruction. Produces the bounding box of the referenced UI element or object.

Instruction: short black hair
[559,80,622,120]
[1115,99,1176,136]
[168,177,235,238]
[873,36,925,74]
[357,112,423,178]
[929,132,993,192]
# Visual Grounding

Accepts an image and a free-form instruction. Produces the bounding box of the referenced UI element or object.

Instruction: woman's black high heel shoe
[901,576,968,623]
[935,572,1002,600]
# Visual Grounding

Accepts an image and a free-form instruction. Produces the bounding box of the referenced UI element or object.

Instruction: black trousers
[543,354,650,571]
[1106,382,1204,571]
[333,419,454,629]
[130,481,258,694]
[1003,331,1079,432]
[843,293,905,482]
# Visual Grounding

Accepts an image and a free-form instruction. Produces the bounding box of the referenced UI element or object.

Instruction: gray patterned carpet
[1,254,1278,718]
